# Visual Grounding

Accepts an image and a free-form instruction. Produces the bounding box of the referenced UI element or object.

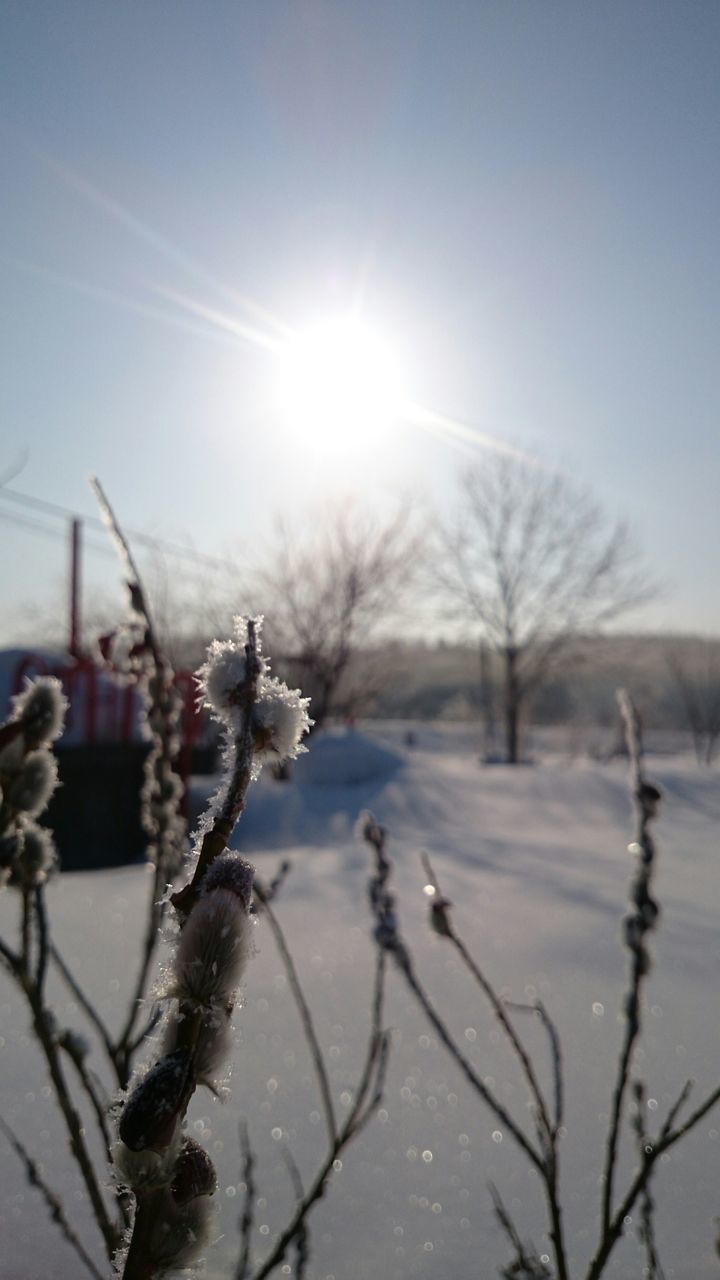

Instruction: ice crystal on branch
[197,615,311,771]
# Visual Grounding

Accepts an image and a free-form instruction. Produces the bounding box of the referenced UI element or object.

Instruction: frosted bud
[171,1138,217,1205]
[637,781,662,817]
[356,810,385,850]
[59,1027,91,1059]
[202,853,255,909]
[172,889,251,1009]
[11,678,67,748]
[16,821,58,886]
[112,1138,179,1191]
[163,1002,234,1085]
[6,754,59,818]
[119,1048,193,1152]
[197,639,257,721]
[146,1191,215,1272]
[252,676,312,764]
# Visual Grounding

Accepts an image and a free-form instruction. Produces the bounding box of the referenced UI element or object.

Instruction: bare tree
[667,639,720,764]
[259,504,421,733]
[437,455,651,763]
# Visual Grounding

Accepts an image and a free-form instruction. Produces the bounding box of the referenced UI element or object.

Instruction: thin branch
[29,996,119,1259]
[586,1078,720,1279]
[248,948,388,1280]
[363,820,567,1280]
[50,943,117,1071]
[391,943,543,1170]
[90,477,160,662]
[236,1120,257,1280]
[280,1147,310,1280]
[126,1004,163,1057]
[632,1082,666,1280]
[91,476,186,1071]
[0,1116,105,1280]
[422,851,555,1149]
[658,1079,693,1143]
[263,858,292,904]
[489,1181,551,1279]
[0,934,22,977]
[34,884,50,996]
[254,881,336,1146]
[600,691,661,1236]
[113,868,166,1074]
[59,1039,115,1171]
[661,1078,720,1147]
[21,887,32,970]
[506,1000,564,1136]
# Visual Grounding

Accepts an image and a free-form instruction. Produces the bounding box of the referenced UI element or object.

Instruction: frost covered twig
[254,876,337,1145]
[421,850,557,1150]
[278,1146,310,1280]
[90,478,187,1080]
[50,942,118,1066]
[489,1181,552,1279]
[631,1081,666,1280]
[244,947,388,1280]
[116,616,311,1280]
[505,1000,564,1138]
[600,690,662,1237]
[0,678,126,1260]
[235,1121,256,1280]
[361,818,569,1280]
[235,855,389,1280]
[358,698,720,1280]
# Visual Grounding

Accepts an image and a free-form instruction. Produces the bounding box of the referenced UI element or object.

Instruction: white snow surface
[1,723,719,1280]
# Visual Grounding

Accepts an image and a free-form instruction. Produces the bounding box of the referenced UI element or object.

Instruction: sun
[277,315,405,454]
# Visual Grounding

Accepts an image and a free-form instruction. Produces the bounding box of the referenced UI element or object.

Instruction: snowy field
[1,724,719,1280]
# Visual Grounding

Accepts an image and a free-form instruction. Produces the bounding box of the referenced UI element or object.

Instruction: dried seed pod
[171,1137,217,1205]
[119,1049,193,1152]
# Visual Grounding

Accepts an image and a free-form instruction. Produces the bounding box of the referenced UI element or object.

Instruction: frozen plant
[0,489,387,1280]
[0,678,126,1269]
[197,616,312,772]
[359,691,720,1280]
[115,615,313,1280]
[0,676,65,890]
[90,478,189,1085]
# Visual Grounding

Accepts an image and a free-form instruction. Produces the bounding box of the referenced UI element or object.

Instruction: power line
[0,505,113,557]
[0,485,239,572]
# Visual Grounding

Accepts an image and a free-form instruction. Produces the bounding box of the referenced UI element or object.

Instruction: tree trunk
[504,646,521,764]
[479,641,497,758]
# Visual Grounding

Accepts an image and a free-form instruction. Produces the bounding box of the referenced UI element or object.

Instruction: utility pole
[69,517,82,658]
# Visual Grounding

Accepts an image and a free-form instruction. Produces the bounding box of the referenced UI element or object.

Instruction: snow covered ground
[1,724,719,1280]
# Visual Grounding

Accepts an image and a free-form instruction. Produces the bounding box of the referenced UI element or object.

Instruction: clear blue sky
[1,1,719,641]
